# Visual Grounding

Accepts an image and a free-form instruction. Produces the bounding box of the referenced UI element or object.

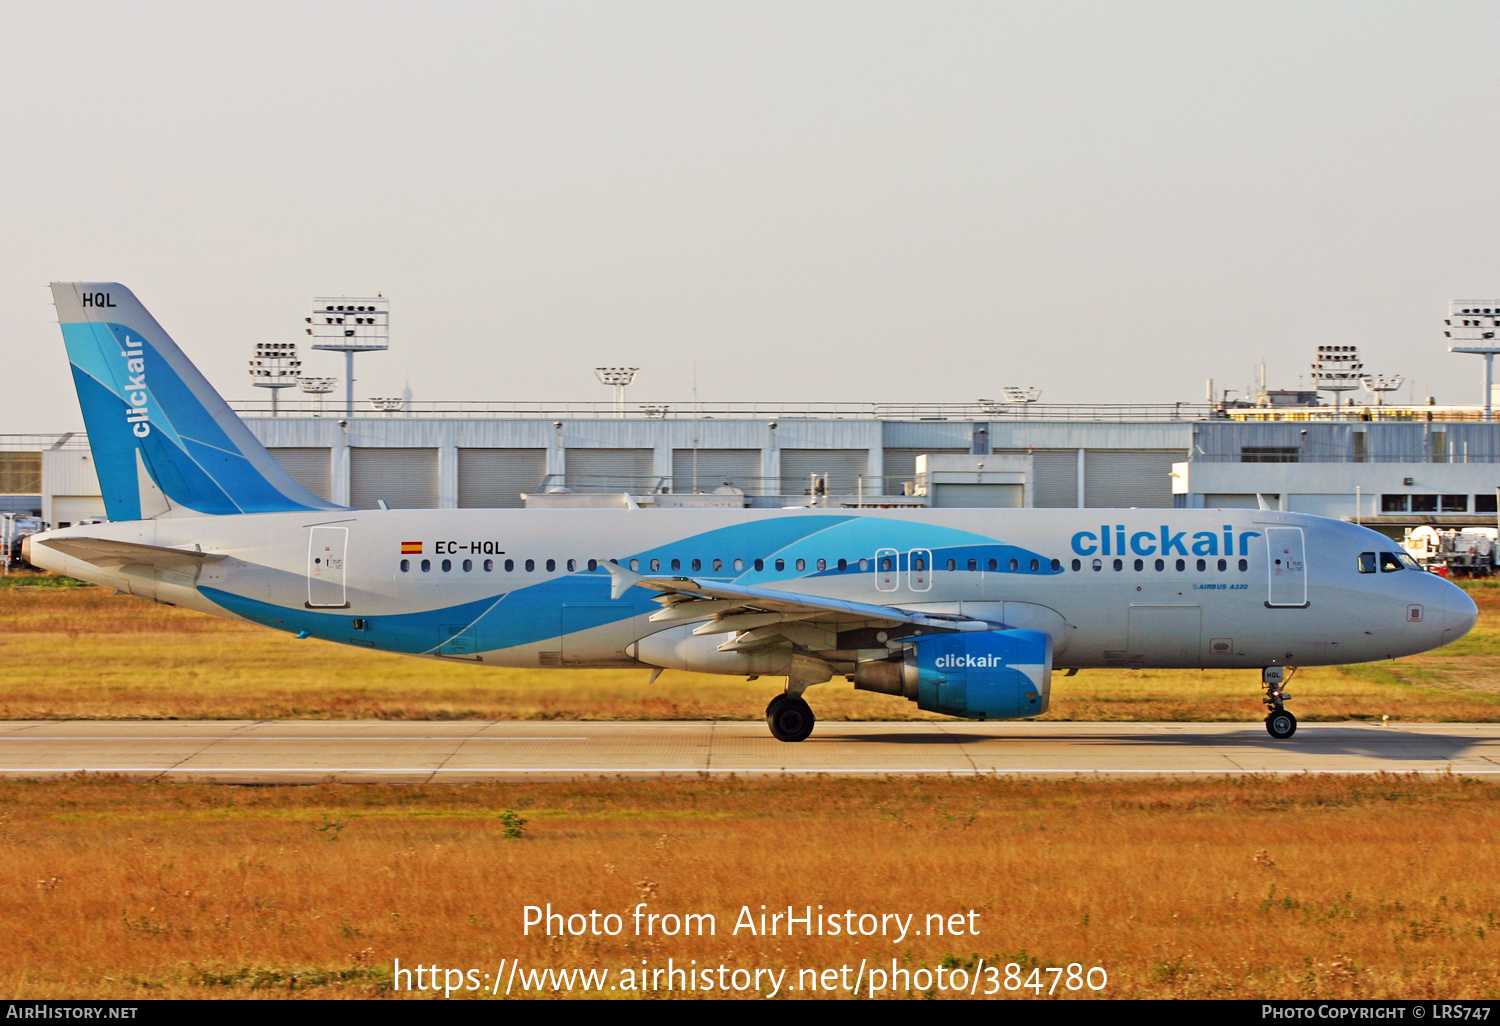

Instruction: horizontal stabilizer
[42,536,228,570]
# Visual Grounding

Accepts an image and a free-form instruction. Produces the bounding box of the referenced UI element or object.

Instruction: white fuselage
[28,506,1478,674]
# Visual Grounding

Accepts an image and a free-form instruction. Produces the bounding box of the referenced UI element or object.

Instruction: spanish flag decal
[400,541,423,555]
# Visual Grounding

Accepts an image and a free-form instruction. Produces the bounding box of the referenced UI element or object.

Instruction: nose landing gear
[1262,666,1297,739]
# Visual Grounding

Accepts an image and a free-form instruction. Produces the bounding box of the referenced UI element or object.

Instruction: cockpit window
[1396,551,1422,571]
[1379,552,1408,573]
[1357,552,1377,574]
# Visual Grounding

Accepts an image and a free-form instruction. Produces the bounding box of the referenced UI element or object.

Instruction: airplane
[24,283,1480,742]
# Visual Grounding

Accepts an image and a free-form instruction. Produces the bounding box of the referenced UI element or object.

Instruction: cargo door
[307,526,348,608]
[1128,605,1202,667]
[1266,527,1308,608]
[439,626,475,657]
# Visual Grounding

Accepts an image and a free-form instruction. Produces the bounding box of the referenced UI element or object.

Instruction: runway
[0,720,1498,782]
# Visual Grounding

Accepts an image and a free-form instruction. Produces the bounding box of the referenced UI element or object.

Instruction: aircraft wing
[41,536,228,570]
[603,562,1000,636]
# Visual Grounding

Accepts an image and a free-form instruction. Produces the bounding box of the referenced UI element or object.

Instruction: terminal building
[6,398,1500,540]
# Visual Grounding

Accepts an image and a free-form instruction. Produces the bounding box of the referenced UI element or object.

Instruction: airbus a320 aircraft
[25,284,1479,742]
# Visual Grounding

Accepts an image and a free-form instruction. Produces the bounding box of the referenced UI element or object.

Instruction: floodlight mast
[594,367,639,414]
[298,376,337,417]
[306,296,390,416]
[248,342,301,417]
[1310,345,1363,418]
[1359,374,1405,406]
[1446,299,1500,422]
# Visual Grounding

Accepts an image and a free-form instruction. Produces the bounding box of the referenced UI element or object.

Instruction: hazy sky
[4,2,1499,430]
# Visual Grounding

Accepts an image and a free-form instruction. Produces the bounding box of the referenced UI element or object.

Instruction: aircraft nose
[1439,582,1479,641]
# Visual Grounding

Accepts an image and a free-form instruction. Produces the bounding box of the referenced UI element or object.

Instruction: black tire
[765,694,788,725]
[1265,709,1297,740]
[767,696,815,742]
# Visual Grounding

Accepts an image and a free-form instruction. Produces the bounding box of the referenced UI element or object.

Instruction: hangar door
[780,449,869,497]
[672,449,762,495]
[350,448,439,509]
[269,447,333,502]
[565,449,654,493]
[1084,450,1181,508]
[457,448,547,508]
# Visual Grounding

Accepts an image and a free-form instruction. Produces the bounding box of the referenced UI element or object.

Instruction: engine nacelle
[854,629,1052,720]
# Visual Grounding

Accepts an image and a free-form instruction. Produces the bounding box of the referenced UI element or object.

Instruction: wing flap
[601,561,999,632]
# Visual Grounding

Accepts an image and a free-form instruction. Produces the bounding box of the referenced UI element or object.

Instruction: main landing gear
[766,693,815,743]
[1262,666,1297,740]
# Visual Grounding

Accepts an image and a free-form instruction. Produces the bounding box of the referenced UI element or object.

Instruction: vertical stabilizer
[52,282,346,520]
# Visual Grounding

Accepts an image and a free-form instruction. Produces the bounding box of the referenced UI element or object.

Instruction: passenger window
[400,559,410,573]
[421,559,431,572]
[463,559,473,572]
[525,559,535,572]
[692,558,702,571]
[879,557,893,572]
[1154,558,1164,571]
[1217,558,1227,571]
[1380,552,1404,573]
[1175,559,1185,571]
[629,559,640,571]
[987,559,998,571]
[567,559,576,571]
[753,559,764,571]
[1029,558,1040,572]
[1050,558,1061,572]
[587,559,597,571]
[1071,559,1081,571]
[670,558,680,571]
[649,559,660,571]
[1113,559,1123,571]
[967,558,978,571]
[858,559,868,571]
[442,559,452,572]
[1357,552,1376,574]
[796,559,806,571]
[734,559,745,571]
[838,559,848,571]
[1133,559,1144,571]
[817,559,827,571]
[542,558,553,572]
[775,559,785,571]
[913,557,926,571]
[484,559,494,572]
[713,559,723,571]
[1196,559,1206,571]
[504,559,514,572]
[1091,558,1103,571]
[946,559,956,571]
[1009,558,1019,571]
[1238,559,1248,571]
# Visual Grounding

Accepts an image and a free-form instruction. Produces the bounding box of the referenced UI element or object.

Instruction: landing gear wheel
[1265,709,1297,740]
[766,695,815,742]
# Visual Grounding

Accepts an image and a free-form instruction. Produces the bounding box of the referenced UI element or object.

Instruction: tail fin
[52,282,346,520]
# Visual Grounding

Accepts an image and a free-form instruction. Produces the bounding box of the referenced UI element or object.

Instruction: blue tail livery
[52,283,344,520]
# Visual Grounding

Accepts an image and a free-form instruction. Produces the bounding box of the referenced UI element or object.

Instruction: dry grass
[2,775,1498,999]
[2,576,1500,722]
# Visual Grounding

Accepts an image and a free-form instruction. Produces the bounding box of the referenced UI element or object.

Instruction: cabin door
[307,526,349,608]
[1266,527,1308,608]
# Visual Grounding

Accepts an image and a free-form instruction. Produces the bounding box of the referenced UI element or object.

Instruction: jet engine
[853,628,1052,720]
